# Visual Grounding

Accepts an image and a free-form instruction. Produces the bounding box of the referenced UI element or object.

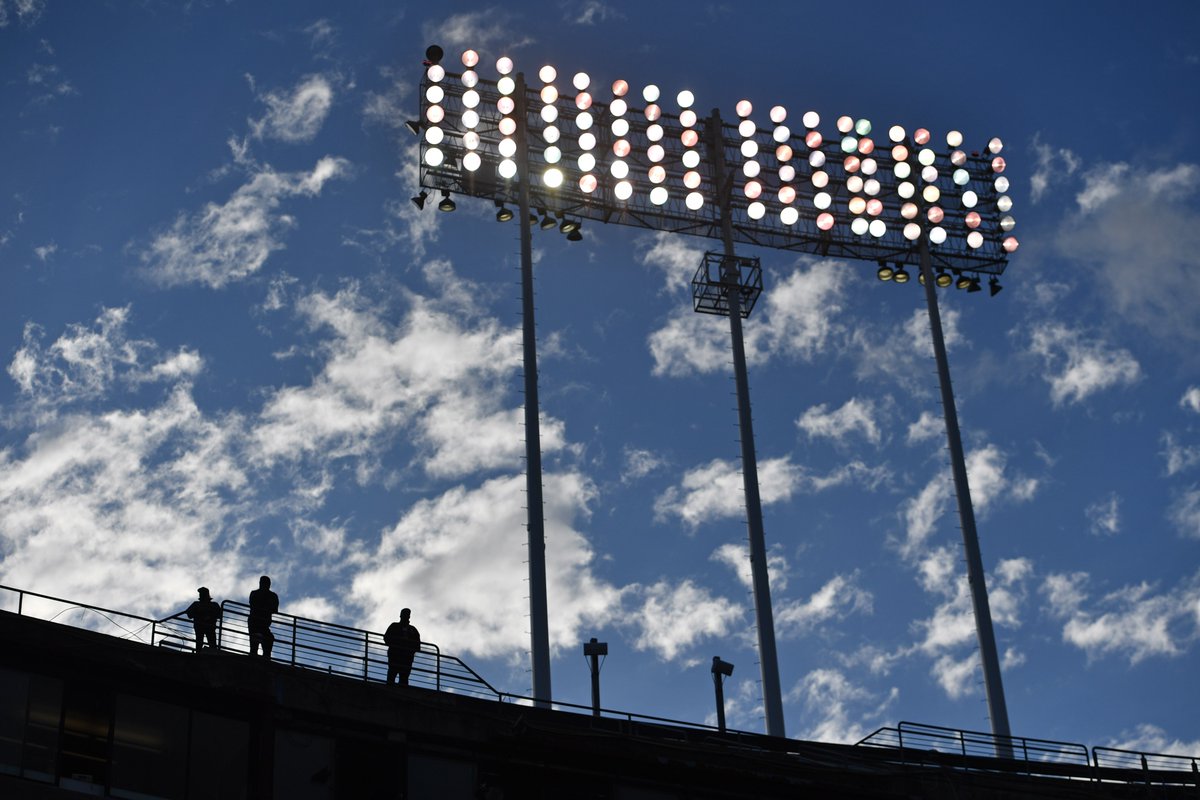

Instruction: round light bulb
[686,192,704,210]
[423,147,443,166]
[427,64,445,83]
[851,217,869,235]
[643,84,660,103]
[946,130,963,147]
[781,206,799,225]
[580,174,598,193]
[496,56,513,75]
[677,90,695,108]
[538,65,557,83]
[803,111,820,128]
[463,151,481,171]
[614,180,632,200]
[869,219,886,237]
[837,115,854,133]
[573,72,590,91]
[747,201,766,219]
[929,226,947,244]
[612,79,628,97]
[889,125,906,142]
[461,49,479,68]
[736,99,753,117]
[650,186,668,205]
[967,231,983,248]
[498,158,517,179]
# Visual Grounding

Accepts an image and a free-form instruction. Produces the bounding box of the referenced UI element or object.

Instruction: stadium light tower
[412,45,1019,745]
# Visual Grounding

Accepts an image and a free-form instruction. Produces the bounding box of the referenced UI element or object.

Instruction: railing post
[363,631,370,679]
[290,617,297,665]
[18,590,23,615]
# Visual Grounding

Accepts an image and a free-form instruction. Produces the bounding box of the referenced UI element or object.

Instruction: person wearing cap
[186,587,222,653]
[383,608,421,685]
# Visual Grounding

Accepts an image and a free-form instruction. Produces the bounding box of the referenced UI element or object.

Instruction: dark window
[407,754,476,800]
[111,694,189,800]
[58,681,112,793]
[334,737,402,800]
[23,673,63,783]
[274,729,335,800]
[0,668,27,776]
[188,711,249,800]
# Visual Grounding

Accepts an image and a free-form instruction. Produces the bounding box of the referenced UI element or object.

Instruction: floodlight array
[418,49,1017,276]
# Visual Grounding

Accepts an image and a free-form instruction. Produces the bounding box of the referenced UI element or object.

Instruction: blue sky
[2,0,1199,755]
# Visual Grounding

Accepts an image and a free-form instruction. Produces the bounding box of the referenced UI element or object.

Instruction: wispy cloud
[1168,486,1200,539]
[249,74,336,143]
[563,0,623,25]
[1029,133,1080,203]
[1026,322,1142,407]
[1085,491,1121,536]
[422,9,534,54]
[1182,386,1200,415]
[0,1,47,29]
[627,579,744,662]
[1161,432,1200,477]
[775,572,873,636]
[788,669,896,744]
[796,397,882,446]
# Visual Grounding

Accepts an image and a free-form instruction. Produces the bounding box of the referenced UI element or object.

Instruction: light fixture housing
[411,191,428,210]
[893,267,909,284]
[936,270,953,288]
[989,277,1003,296]
[495,202,513,222]
[437,190,456,212]
[876,261,894,281]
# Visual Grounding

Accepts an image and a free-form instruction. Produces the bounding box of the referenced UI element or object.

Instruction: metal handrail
[1092,745,1200,783]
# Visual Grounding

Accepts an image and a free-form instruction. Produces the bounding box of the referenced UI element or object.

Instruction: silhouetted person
[384,608,421,685]
[248,575,279,658]
[186,587,222,652]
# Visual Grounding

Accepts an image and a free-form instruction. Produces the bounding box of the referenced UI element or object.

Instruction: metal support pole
[585,638,604,717]
[917,233,1013,755]
[711,657,731,733]
[515,73,553,707]
[706,111,786,738]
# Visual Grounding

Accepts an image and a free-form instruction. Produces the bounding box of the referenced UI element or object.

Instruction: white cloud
[250,75,335,143]
[33,241,56,262]
[1169,486,1200,539]
[710,542,788,593]
[775,572,873,636]
[1107,724,1200,759]
[899,476,950,559]
[647,308,728,377]
[422,10,534,53]
[0,0,45,27]
[566,0,623,24]
[1162,432,1200,477]
[796,397,881,445]
[362,66,412,130]
[638,231,706,293]
[853,308,965,394]
[1026,323,1141,407]
[966,444,1039,515]
[931,652,978,699]
[1182,386,1200,415]
[143,157,350,288]
[621,446,666,483]
[1075,163,1130,214]
[906,411,943,445]
[654,456,802,529]
[1085,492,1121,536]
[1029,133,1080,204]
[626,579,744,662]
[788,669,896,744]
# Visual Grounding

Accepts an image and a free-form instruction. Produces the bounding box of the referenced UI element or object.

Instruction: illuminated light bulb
[744,180,762,199]
[463,152,481,171]
[580,174,598,193]
[610,160,629,179]
[779,164,796,182]
[423,147,443,166]
[573,72,590,91]
[741,140,759,158]
[803,110,820,128]
[427,64,445,83]
[462,49,479,68]
[497,56,514,75]
[764,105,785,124]
[686,191,704,210]
[867,198,883,216]
[997,195,1013,212]
[575,112,593,130]
[812,171,829,189]
[898,181,915,199]
[779,185,796,204]
[578,152,596,171]
[650,186,668,205]
[966,231,983,248]
[773,125,790,143]
[643,84,660,103]
[809,151,826,168]
[613,139,631,157]
[579,132,596,150]
[918,148,936,166]
[743,160,760,178]
[463,131,480,149]
[612,79,629,96]
[892,144,909,161]
[869,219,886,237]
[837,115,854,133]
[497,96,514,115]
[425,126,444,145]
[426,105,444,124]
[814,191,832,209]
[817,212,835,230]
[929,226,947,244]
[747,201,766,219]
[614,180,633,200]
[498,76,515,95]
[962,190,978,208]
[780,206,799,225]
[736,99,753,117]
[913,128,930,145]
[499,117,517,136]
[462,70,478,88]
[541,105,558,123]
[965,211,981,228]
[543,126,560,144]
[922,166,938,183]
[841,135,858,153]
[544,145,562,164]
[540,85,559,104]
[498,158,517,179]
[848,196,867,215]
[995,176,1010,192]
[683,170,701,189]
[538,65,557,83]
[645,104,662,122]
[681,130,700,148]
[901,202,918,219]
[851,217,869,235]
[855,118,872,136]
[1000,215,1016,232]
[858,138,875,155]
[950,150,967,167]
[680,109,697,127]
[738,119,756,137]
[576,92,593,111]
[894,162,912,179]
[777,144,794,162]
[922,185,941,203]
[805,131,823,149]
[864,178,881,196]
[988,137,1003,154]
[927,205,944,224]
[648,144,665,162]
[844,155,861,173]
[463,109,480,128]
[638,125,658,143]
[498,138,517,158]
[946,130,963,147]
[953,168,969,186]
[610,98,628,116]
[861,158,878,176]
[677,90,695,108]
[889,125,906,142]
[904,222,921,240]
[992,156,1006,173]
[648,165,666,183]
[611,118,630,137]
[682,150,700,168]
[847,175,864,193]
[1003,235,1019,252]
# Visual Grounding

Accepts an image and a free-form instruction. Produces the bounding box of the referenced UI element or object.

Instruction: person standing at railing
[186,587,222,653]
[384,608,421,685]
[248,575,279,658]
